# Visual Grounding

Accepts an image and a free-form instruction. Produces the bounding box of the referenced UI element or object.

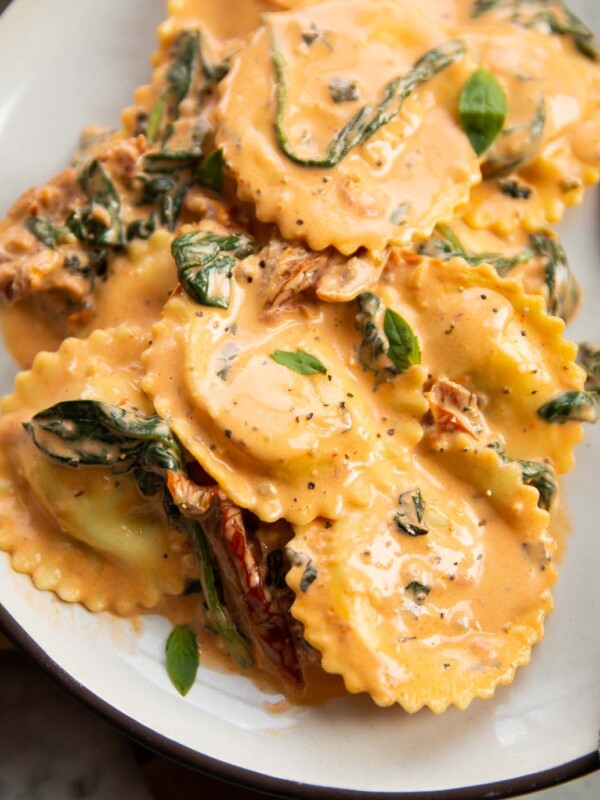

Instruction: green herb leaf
[419,224,535,277]
[126,213,158,242]
[472,1,598,62]
[165,624,199,696]
[482,99,546,179]
[497,179,532,199]
[270,350,327,375]
[530,232,580,321]
[490,442,557,511]
[172,230,254,308]
[273,38,465,168]
[186,523,255,669]
[537,390,598,424]
[394,489,428,536]
[383,309,421,373]
[79,159,120,211]
[145,148,203,165]
[25,217,70,249]
[518,460,557,512]
[167,31,199,109]
[300,562,317,592]
[196,147,225,194]
[578,342,600,394]
[355,292,387,373]
[459,68,507,156]
[23,400,255,674]
[146,91,168,143]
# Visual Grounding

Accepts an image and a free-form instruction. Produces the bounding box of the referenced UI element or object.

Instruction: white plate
[0,1,599,797]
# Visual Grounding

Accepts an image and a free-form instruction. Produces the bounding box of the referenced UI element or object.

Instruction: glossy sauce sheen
[0,0,594,711]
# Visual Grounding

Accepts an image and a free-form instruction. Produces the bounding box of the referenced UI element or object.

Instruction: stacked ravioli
[0,0,597,711]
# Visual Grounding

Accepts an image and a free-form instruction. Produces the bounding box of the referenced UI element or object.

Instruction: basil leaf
[166,624,199,696]
[394,489,428,536]
[537,391,598,424]
[273,37,465,168]
[172,231,254,308]
[459,68,507,156]
[383,309,421,373]
[270,350,327,375]
[197,147,225,194]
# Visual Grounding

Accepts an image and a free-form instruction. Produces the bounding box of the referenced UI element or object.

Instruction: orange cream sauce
[142,246,585,709]
[216,0,480,254]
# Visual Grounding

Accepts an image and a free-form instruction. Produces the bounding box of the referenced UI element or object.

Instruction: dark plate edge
[1,600,598,800]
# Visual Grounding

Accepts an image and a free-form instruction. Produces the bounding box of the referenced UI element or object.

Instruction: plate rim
[0,0,598,796]
[1,602,598,799]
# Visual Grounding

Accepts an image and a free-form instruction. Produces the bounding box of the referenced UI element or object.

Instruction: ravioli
[377,252,585,473]
[287,440,555,711]
[458,8,600,233]
[0,327,194,613]
[215,0,480,254]
[143,252,428,524]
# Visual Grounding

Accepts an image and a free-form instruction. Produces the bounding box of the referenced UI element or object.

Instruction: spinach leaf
[24,399,255,671]
[300,562,318,592]
[146,91,168,144]
[537,390,598,424]
[356,292,387,373]
[272,37,465,168]
[171,231,254,308]
[394,489,428,536]
[68,159,124,248]
[578,342,600,394]
[196,147,225,194]
[126,213,158,242]
[24,400,182,472]
[530,232,580,320]
[25,217,70,249]
[166,624,199,696]
[518,459,557,512]
[79,159,120,211]
[167,31,199,109]
[356,293,421,376]
[270,350,327,376]
[472,0,598,61]
[459,68,508,156]
[497,179,532,199]
[482,100,546,179]
[490,442,557,511]
[418,223,535,276]
[383,309,421,373]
